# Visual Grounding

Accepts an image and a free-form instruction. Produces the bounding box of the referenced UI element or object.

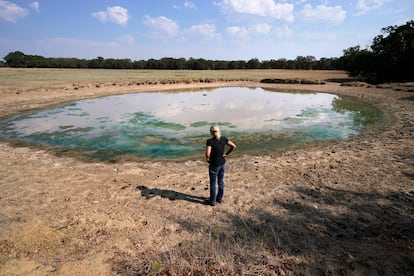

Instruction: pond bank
[0,77,413,275]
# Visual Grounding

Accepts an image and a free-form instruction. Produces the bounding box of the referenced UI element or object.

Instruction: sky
[0,0,413,61]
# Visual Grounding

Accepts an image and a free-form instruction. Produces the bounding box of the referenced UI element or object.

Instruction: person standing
[205,125,236,206]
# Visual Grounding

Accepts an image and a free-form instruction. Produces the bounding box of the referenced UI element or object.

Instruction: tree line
[341,20,413,83]
[2,20,413,83]
[1,52,342,71]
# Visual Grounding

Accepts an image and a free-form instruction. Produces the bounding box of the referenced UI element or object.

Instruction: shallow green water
[0,87,382,160]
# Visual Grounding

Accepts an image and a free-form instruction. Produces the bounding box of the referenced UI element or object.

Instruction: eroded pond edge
[0,85,393,163]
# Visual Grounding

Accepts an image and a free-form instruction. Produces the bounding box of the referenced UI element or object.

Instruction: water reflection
[0,87,381,160]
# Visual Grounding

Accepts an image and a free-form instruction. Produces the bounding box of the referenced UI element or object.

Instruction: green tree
[133,60,147,69]
[341,20,414,83]
[246,58,261,69]
[4,51,28,67]
[88,57,105,68]
[186,58,210,70]
[341,46,375,78]
[371,20,414,82]
[294,56,316,69]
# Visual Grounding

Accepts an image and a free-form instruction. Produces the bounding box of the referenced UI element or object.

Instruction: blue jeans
[209,163,226,204]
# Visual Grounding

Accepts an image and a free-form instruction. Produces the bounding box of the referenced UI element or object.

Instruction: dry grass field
[0,68,413,275]
[0,68,347,85]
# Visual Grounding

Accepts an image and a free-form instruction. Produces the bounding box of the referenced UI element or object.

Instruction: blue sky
[0,0,412,61]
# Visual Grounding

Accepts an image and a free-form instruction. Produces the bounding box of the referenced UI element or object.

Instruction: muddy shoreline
[0,78,413,275]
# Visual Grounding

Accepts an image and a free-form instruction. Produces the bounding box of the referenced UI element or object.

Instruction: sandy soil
[0,77,413,275]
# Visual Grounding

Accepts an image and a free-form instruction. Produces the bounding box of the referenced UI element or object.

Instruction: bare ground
[0,74,413,275]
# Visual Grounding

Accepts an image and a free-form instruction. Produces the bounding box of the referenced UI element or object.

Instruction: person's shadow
[137,185,207,205]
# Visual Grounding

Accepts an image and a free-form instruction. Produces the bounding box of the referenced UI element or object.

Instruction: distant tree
[175,58,187,70]
[4,51,28,67]
[227,60,246,69]
[341,46,374,78]
[268,58,289,69]
[316,57,340,70]
[158,57,173,69]
[133,60,147,69]
[26,55,46,67]
[260,60,272,69]
[371,20,414,82]
[88,57,105,68]
[146,58,159,69]
[246,58,261,69]
[3,51,346,71]
[294,55,316,70]
[74,58,88,68]
[341,20,414,83]
[187,58,210,70]
[157,57,186,70]
[212,60,229,70]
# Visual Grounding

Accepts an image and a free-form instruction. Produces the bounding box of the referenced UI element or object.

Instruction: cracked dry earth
[0,80,413,275]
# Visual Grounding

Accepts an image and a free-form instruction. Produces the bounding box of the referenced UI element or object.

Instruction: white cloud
[226,23,282,40]
[144,15,179,39]
[295,0,307,4]
[217,0,294,22]
[355,0,385,15]
[300,4,346,24]
[187,24,219,40]
[173,1,196,10]
[30,1,39,13]
[254,23,272,35]
[184,1,196,9]
[0,0,28,22]
[226,26,249,39]
[273,25,293,39]
[92,6,129,26]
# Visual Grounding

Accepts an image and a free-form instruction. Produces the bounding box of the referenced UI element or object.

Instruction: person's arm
[206,145,212,162]
[224,140,236,157]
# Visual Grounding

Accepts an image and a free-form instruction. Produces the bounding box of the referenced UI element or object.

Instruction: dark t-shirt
[206,136,228,166]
